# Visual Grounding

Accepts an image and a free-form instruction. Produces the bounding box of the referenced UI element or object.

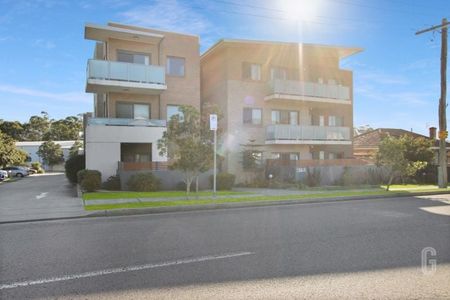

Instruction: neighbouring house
[353,127,450,164]
[201,39,364,183]
[83,23,201,181]
[15,140,78,171]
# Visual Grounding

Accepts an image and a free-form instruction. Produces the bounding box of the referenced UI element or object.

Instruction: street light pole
[416,18,449,188]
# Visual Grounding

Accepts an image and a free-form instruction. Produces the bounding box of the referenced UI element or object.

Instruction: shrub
[305,168,321,187]
[77,169,101,192]
[210,172,236,190]
[31,161,44,173]
[127,172,161,192]
[65,154,85,184]
[102,175,121,191]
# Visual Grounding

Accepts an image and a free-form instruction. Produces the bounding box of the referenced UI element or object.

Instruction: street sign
[210,114,217,131]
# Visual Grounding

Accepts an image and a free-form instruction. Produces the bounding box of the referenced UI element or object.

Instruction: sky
[0,0,448,135]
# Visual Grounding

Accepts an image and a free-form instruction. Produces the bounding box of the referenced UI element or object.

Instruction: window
[117,50,150,65]
[271,110,298,125]
[270,67,287,80]
[328,115,344,127]
[319,115,325,127]
[167,105,184,121]
[271,152,281,160]
[167,56,185,76]
[242,63,261,81]
[243,108,262,125]
[116,103,150,119]
[329,116,336,127]
[319,151,325,160]
[121,143,152,162]
[289,153,299,161]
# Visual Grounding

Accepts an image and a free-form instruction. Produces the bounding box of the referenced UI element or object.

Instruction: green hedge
[127,172,161,192]
[65,154,85,184]
[77,169,101,192]
[209,172,236,190]
[102,175,121,191]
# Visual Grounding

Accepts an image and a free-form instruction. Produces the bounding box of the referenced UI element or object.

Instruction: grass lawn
[83,190,250,201]
[83,185,450,211]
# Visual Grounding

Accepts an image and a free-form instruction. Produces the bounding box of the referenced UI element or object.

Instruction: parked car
[0,170,8,181]
[26,167,37,175]
[2,166,29,177]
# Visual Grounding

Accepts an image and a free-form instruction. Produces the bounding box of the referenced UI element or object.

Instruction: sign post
[210,114,218,197]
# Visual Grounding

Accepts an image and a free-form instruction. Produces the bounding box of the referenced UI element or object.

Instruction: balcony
[86,59,167,95]
[265,79,351,104]
[266,125,351,145]
[87,117,166,127]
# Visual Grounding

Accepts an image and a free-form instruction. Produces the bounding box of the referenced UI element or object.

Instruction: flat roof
[201,38,363,60]
[16,141,77,148]
[85,23,164,43]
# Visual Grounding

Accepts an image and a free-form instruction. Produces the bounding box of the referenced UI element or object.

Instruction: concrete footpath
[0,173,90,223]
[2,174,450,224]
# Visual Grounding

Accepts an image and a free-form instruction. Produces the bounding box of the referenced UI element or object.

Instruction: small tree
[69,140,83,158]
[158,105,214,195]
[37,140,64,168]
[376,135,429,191]
[0,131,27,168]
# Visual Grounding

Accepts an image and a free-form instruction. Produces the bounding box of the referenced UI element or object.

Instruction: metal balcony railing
[87,59,166,85]
[266,125,351,141]
[268,79,350,101]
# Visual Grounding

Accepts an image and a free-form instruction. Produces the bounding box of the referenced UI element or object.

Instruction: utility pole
[416,18,449,188]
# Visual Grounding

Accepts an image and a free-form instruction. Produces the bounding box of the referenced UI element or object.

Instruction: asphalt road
[1,195,449,299]
[0,173,87,222]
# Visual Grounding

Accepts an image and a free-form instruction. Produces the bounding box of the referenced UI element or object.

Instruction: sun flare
[281,0,319,21]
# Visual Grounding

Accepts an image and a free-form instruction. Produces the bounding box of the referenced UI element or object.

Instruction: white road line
[0,251,254,290]
[35,192,48,200]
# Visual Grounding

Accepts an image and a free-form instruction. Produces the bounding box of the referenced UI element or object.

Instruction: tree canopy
[37,140,64,167]
[158,105,220,194]
[376,135,433,190]
[0,112,82,142]
[0,131,28,168]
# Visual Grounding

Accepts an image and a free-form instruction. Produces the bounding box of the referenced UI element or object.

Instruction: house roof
[201,38,363,60]
[15,141,77,149]
[353,128,441,148]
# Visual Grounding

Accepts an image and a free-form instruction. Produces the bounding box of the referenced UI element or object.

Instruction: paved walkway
[0,173,89,222]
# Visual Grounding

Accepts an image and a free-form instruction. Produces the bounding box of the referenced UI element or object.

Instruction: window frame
[166,56,186,77]
[166,104,184,121]
[116,102,151,119]
[242,62,262,81]
[243,107,263,125]
[117,50,151,65]
[271,109,299,125]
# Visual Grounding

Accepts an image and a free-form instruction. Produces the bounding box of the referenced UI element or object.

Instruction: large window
[116,103,150,119]
[167,105,184,121]
[243,108,262,125]
[121,143,151,162]
[271,110,298,125]
[117,50,150,65]
[167,56,185,76]
[242,62,261,81]
[270,67,287,80]
[328,115,344,127]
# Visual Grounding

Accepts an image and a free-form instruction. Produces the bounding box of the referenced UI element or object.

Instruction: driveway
[0,173,88,223]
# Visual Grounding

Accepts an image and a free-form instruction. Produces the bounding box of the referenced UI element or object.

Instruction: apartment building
[201,39,362,182]
[84,22,200,180]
